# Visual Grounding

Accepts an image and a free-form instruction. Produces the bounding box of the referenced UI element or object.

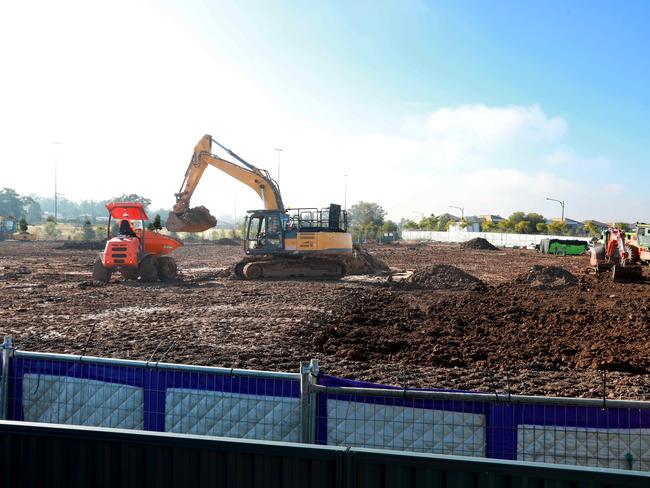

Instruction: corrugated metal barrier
[1,420,649,488]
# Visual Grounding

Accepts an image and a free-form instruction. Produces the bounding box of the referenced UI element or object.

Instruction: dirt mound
[57,241,106,250]
[408,264,484,289]
[461,238,497,251]
[213,238,241,246]
[341,245,390,275]
[516,265,578,290]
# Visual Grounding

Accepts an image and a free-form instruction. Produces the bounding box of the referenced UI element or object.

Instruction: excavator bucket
[611,264,643,282]
[165,206,217,233]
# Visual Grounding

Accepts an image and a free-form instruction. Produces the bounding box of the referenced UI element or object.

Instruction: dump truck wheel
[157,256,177,281]
[120,268,139,280]
[138,255,159,282]
[92,258,111,283]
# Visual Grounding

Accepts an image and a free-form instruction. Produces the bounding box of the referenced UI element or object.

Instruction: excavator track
[234,256,345,280]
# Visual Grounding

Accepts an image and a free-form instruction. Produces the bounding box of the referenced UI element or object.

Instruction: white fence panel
[402,231,590,248]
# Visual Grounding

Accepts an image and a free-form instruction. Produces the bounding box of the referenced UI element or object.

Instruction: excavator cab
[244,210,286,254]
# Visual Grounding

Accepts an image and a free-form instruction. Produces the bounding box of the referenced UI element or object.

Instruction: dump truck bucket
[165,206,217,233]
[611,264,643,282]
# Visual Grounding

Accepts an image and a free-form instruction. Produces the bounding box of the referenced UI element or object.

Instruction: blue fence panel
[6,353,302,443]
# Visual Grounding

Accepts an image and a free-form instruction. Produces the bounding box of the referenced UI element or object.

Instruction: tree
[482,221,496,232]
[111,194,152,209]
[21,196,42,223]
[514,220,532,234]
[498,219,513,232]
[148,214,163,231]
[347,202,386,241]
[44,217,61,238]
[508,211,526,225]
[536,222,548,234]
[418,214,439,230]
[82,219,96,241]
[436,214,454,231]
[0,188,23,218]
[525,213,545,232]
[381,220,398,234]
[547,220,568,235]
[401,219,419,230]
[583,220,601,237]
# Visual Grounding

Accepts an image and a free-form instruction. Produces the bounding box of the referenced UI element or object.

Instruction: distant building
[546,218,585,234]
[479,214,506,224]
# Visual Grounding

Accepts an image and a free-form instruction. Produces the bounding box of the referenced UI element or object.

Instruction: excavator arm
[166,135,284,232]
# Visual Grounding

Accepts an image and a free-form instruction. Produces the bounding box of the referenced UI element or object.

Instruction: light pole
[344,174,348,211]
[546,197,565,222]
[450,205,465,220]
[274,148,283,186]
[52,142,61,223]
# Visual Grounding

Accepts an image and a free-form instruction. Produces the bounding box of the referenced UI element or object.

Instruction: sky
[0,0,648,222]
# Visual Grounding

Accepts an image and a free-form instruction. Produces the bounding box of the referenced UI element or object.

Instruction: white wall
[401,230,591,248]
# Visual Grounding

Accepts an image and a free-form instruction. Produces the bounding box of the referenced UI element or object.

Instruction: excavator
[590,226,643,281]
[166,135,374,279]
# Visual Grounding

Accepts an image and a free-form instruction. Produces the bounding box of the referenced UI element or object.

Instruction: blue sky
[1,0,648,221]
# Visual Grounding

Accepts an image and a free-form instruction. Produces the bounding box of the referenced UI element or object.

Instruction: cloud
[0,1,625,224]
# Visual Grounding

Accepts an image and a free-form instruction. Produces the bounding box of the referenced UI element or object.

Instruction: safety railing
[1,336,650,472]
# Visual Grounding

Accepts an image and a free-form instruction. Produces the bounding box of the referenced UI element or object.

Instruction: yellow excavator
[166,135,364,279]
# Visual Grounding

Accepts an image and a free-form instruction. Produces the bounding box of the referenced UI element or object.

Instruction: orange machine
[590,226,642,281]
[93,202,182,283]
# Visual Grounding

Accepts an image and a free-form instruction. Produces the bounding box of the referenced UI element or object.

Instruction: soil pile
[342,245,391,275]
[408,264,484,289]
[461,238,497,251]
[57,241,105,250]
[516,265,578,290]
[213,238,241,246]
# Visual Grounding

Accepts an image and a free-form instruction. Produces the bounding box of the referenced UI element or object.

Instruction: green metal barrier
[1,421,649,488]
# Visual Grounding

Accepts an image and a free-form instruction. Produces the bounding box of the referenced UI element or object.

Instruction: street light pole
[52,142,61,223]
[450,205,465,220]
[546,197,565,222]
[274,148,283,186]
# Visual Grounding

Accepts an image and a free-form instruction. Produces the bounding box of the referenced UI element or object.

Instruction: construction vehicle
[0,217,17,241]
[0,217,35,241]
[624,223,650,265]
[166,135,358,279]
[590,226,643,281]
[93,202,183,283]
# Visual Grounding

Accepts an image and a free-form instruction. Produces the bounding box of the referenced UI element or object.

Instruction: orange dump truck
[93,202,182,283]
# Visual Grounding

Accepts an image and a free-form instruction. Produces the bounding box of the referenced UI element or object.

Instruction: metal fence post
[300,361,310,443]
[300,359,320,444]
[1,335,13,420]
[308,359,319,444]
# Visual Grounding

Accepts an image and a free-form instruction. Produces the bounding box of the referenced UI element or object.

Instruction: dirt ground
[1,240,649,400]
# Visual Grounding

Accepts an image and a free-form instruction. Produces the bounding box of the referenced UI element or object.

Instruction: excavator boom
[166,135,283,232]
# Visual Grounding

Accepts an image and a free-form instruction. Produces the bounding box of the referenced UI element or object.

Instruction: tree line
[0,188,169,224]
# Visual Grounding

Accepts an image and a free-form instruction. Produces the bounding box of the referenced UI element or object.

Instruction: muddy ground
[1,240,649,399]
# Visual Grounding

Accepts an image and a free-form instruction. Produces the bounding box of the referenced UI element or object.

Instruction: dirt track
[1,240,649,399]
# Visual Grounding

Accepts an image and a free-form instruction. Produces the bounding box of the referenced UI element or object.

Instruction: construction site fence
[401,230,591,248]
[2,421,650,488]
[2,336,650,473]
